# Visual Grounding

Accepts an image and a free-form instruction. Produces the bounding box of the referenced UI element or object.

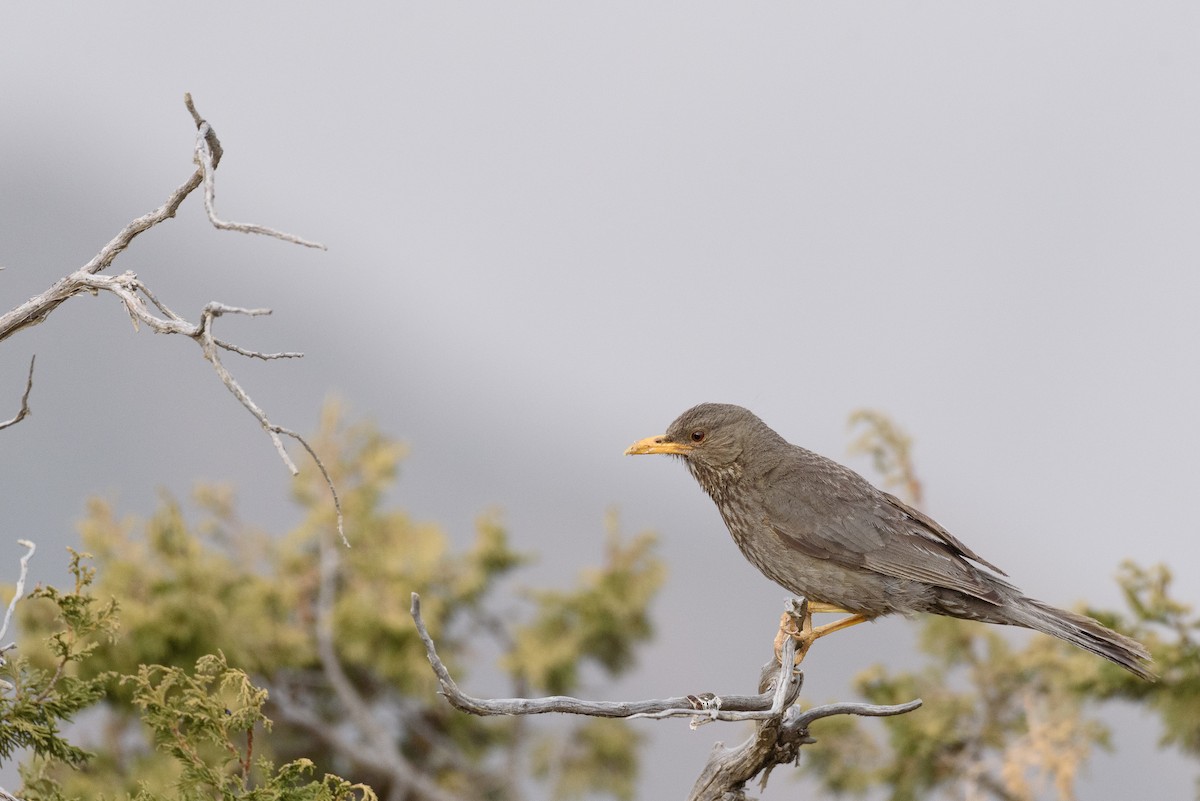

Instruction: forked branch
[410,594,921,800]
[0,95,344,543]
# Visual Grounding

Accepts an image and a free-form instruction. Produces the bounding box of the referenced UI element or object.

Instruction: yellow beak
[624,435,693,456]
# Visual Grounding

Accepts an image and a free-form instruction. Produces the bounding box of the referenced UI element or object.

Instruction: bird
[625,402,1154,680]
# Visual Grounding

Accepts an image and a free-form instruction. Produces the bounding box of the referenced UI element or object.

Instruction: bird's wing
[879,490,1008,576]
[760,462,1009,606]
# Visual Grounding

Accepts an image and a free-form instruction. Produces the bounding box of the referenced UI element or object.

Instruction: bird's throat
[686,460,743,506]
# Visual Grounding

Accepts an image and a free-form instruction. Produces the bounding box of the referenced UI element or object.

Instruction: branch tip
[0,355,36,431]
[184,92,201,126]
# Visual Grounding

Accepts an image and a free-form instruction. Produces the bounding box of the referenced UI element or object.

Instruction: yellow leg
[807,601,855,615]
[811,613,873,639]
[774,606,874,666]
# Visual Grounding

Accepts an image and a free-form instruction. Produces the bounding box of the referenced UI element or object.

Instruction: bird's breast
[713,497,794,584]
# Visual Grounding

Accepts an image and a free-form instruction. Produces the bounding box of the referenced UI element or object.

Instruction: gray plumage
[630,402,1154,680]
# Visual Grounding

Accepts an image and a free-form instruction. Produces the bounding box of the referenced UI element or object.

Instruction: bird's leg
[807,601,854,614]
[774,605,875,667]
[809,613,874,641]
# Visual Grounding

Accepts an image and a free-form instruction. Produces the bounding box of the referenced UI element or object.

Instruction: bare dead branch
[184,92,222,169]
[0,540,36,654]
[68,271,346,544]
[279,426,346,544]
[134,280,302,360]
[790,698,924,729]
[0,95,345,544]
[213,339,304,360]
[0,357,35,431]
[0,154,197,343]
[412,592,802,722]
[194,121,325,250]
[687,696,922,801]
[194,302,300,473]
[411,592,922,800]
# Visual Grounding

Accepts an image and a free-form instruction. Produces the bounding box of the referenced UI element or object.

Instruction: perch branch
[0,357,35,431]
[411,592,800,723]
[411,592,921,800]
[687,695,922,801]
[0,96,344,544]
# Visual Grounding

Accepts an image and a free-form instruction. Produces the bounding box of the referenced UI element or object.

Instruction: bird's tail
[1014,597,1155,681]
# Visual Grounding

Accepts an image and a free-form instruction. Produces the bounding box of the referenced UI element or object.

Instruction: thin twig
[0,357,35,431]
[788,699,924,730]
[214,339,304,360]
[194,303,299,474]
[194,122,325,250]
[0,540,36,653]
[277,426,346,546]
[411,592,805,723]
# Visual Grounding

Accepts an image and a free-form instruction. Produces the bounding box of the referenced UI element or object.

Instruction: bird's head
[625,403,777,470]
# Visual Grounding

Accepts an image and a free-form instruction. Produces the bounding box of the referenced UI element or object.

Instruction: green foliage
[115,653,376,801]
[1074,562,1200,755]
[0,548,116,768]
[4,402,663,801]
[59,496,311,684]
[5,551,374,801]
[124,654,268,794]
[839,619,1108,801]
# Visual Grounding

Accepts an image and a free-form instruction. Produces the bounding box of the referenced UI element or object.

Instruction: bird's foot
[774,608,815,667]
[774,605,876,667]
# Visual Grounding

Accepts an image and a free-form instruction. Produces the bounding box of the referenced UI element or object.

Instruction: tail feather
[1017,598,1155,681]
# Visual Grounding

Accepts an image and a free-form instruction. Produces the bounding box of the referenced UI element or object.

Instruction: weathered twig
[0,540,36,656]
[0,356,35,432]
[0,96,344,544]
[194,120,325,250]
[412,592,798,722]
[0,539,36,699]
[410,592,923,799]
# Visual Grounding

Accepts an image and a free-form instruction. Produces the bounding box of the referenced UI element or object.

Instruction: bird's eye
[690,429,706,443]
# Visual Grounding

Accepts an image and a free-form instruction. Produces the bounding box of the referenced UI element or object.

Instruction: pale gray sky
[2,3,1198,798]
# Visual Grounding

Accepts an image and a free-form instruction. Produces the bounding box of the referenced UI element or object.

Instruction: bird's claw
[774,601,875,667]
[774,608,816,667]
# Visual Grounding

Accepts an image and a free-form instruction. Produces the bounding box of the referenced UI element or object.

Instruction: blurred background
[1,3,1197,798]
